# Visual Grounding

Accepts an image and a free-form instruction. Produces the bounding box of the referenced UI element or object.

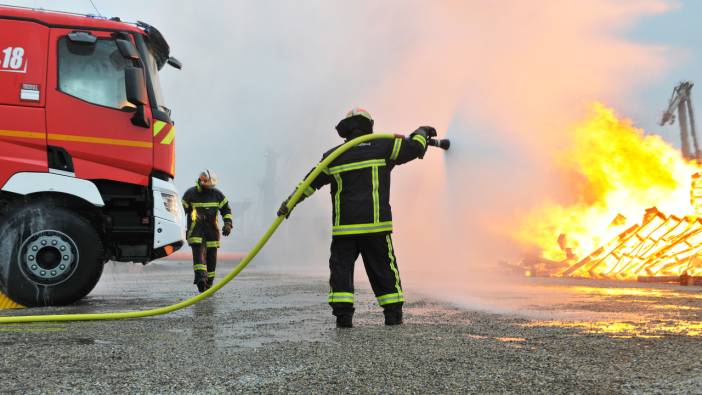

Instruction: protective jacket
[304,133,428,237]
[182,184,232,248]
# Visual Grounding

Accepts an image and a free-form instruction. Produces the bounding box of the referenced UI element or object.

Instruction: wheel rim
[18,230,79,285]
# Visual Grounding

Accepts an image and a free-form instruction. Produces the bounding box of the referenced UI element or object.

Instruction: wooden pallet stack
[521,207,702,284]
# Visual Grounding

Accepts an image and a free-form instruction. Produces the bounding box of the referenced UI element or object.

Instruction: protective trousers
[191,243,218,287]
[327,233,404,317]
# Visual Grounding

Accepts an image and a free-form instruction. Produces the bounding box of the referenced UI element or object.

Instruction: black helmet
[335,107,374,139]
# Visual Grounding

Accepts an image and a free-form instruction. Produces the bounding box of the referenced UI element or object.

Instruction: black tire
[0,203,104,306]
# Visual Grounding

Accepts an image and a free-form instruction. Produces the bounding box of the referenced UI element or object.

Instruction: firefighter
[278,107,433,327]
[182,169,233,293]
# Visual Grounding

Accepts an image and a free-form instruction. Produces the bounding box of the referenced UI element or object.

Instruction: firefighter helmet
[336,107,374,139]
[198,169,218,188]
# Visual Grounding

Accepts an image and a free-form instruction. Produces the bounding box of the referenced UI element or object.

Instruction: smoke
[6,0,679,310]
[353,0,677,307]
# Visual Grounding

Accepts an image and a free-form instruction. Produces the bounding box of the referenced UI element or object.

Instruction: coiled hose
[0,133,399,324]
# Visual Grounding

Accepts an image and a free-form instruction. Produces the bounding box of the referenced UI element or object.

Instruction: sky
[3,0,702,305]
[622,1,702,140]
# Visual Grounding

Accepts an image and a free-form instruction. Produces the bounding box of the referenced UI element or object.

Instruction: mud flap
[0,291,23,309]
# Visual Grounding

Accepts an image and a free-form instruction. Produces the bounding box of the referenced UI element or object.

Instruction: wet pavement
[1,261,701,393]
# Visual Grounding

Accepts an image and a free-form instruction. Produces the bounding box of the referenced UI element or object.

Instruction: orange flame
[514,103,702,279]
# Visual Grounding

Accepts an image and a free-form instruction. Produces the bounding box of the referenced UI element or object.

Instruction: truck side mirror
[125,67,150,128]
[167,57,183,70]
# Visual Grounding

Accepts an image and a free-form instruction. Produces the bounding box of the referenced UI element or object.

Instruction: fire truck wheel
[0,204,104,307]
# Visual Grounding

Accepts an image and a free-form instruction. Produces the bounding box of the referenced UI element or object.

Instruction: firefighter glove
[411,126,437,139]
[410,126,436,158]
[222,223,232,236]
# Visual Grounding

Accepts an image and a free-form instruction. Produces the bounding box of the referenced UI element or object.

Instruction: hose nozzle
[428,138,450,151]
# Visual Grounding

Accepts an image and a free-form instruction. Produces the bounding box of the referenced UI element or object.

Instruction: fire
[514,103,702,280]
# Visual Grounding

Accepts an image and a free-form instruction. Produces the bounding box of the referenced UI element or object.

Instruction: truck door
[45,29,153,186]
[0,19,48,188]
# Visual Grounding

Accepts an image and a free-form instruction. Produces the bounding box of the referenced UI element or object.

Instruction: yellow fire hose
[0,133,409,324]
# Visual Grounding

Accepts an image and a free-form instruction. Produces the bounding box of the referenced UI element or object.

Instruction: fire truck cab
[0,6,185,306]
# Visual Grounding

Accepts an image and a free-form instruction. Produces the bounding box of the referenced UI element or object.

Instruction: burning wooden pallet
[518,207,702,284]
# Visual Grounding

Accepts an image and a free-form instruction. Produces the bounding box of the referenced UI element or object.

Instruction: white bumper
[151,177,186,249]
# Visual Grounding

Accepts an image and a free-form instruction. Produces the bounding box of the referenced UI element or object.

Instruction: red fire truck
[0,6,185,306]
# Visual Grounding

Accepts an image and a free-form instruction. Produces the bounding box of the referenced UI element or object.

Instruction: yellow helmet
[198,169,218,188]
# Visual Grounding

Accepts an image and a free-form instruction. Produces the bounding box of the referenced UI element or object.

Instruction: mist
[5,0,680,311]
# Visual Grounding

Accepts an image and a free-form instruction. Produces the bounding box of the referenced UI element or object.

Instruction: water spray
[0,132,450,323]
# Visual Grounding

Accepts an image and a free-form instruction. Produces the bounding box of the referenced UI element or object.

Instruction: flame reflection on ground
[525,282,702,338]
[525,320,702,338]
[415,275,702,339]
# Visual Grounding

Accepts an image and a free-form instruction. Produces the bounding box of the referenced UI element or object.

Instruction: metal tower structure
[660,81,701,161]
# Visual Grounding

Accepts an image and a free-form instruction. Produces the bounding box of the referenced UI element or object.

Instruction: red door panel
[0,19,48,187]
[45,29,153,186]
[0,19,48,107]
[0,106,47,187]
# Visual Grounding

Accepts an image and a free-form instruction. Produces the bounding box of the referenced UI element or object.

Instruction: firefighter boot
[206,277,214,290]
[383,305,403,326]
[336,314,353,328]
[193,271,208,293]
[333,306,354,328]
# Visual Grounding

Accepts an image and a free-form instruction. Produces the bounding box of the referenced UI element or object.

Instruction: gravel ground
[1,261,701,394]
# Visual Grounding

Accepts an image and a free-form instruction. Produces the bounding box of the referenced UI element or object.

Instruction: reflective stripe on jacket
[303,134,426,237]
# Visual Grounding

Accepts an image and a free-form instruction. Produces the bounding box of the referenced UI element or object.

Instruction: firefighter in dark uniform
[278,108,433,327]
[182,169,233,293]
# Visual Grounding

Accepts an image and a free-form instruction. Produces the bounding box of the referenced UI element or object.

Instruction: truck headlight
[161,192,179,216]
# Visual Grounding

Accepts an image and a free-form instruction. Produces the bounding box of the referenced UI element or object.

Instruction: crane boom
[659,81,700,161]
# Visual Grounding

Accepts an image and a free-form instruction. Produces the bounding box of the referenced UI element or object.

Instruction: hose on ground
[0,133,398,324]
